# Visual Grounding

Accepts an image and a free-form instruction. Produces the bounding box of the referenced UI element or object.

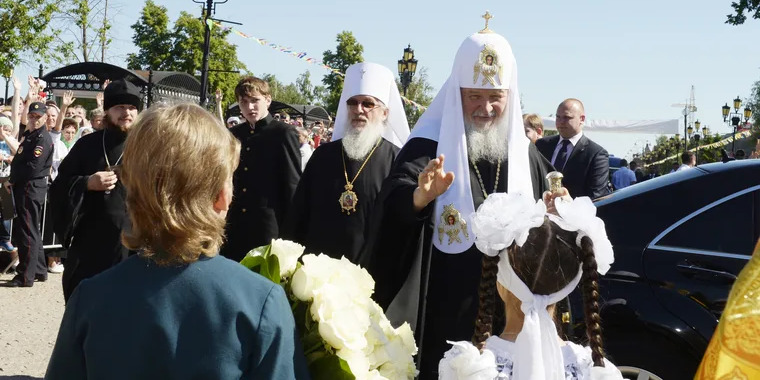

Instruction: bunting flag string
[644,130,754,167]
[208,19,429,113]
[207,19,345,77]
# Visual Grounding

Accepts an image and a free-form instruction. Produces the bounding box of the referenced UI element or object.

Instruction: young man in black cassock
[219,77,301,262]
[3,102,53,287]
[282,62,409,262]
[360,28,554,379]
[51,80,142,301]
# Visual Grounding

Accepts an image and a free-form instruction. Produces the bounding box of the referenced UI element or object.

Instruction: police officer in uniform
[3,102,54,287]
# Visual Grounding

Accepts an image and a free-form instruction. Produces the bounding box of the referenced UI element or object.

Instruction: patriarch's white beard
[465,114,509,163]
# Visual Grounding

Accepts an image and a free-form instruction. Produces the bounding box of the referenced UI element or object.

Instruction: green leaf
[239,244,282,284]
[262,253,281,284]
[308,352,355,380]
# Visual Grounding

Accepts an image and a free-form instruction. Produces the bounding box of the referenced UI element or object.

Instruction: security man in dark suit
[536,98,610,199]
[3,102,54,287]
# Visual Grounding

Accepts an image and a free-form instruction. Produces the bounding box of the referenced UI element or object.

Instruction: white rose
[312,284,371,351]
[291,254,375,302]
[290,254,335,301]
[362,370,389,380]
[270,239,305,278]
[394,322,418,356]
[371,334,417,378]
[336,256,375,300]
[336,348,371,377]
[438,341,497,380]
[377,356,416,380]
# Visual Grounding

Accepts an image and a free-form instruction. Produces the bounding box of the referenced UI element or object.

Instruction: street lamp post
[722,96,753,155]
[694,133,701,165]
[397,44,418,97]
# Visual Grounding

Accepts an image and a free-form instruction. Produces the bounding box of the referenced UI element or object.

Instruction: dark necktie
[554,139,571,171]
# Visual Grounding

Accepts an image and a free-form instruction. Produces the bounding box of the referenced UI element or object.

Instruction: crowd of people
[0,15,754,380]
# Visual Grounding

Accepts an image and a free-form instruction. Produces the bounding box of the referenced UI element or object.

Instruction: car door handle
[676,263,737,281]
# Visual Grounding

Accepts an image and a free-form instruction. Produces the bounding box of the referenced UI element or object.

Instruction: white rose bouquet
[241,240,419,380]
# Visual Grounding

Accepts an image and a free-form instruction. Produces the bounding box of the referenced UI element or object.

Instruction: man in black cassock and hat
[360,20,555,379]
[282,62,409,262]
[219,77,302,261]
[51,79,141,301]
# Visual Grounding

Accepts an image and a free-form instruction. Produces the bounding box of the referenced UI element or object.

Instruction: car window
[658,191,758,256]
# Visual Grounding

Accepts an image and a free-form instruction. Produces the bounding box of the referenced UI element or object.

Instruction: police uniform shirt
[10,127,54,183]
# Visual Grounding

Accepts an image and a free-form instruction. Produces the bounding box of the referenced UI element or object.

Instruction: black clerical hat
[104,80,143,111]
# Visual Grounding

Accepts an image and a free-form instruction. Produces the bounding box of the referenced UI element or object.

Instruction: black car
[567,159,760,380]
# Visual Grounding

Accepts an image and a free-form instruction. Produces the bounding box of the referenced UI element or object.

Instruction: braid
[472,254,501,349]
[579,236,605,367]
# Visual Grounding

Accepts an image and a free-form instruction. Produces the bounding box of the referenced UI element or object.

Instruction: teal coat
[46,254,309,380]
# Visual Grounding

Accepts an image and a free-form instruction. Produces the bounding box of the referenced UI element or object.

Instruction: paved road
[0,271,65,379]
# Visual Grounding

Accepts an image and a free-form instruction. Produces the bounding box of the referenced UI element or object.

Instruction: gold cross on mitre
[479,11,494,34]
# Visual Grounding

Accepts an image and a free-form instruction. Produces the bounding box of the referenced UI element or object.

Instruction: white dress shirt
[550,132,584,167]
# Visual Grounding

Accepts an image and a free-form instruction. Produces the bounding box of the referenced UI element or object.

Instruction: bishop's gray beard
[342,119,384,161]
[465,116,509,163]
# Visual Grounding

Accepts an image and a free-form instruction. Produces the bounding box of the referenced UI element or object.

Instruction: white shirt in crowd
[300,143,313,172]
[49,131,69,181]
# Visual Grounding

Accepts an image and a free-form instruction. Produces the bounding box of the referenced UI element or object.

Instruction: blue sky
[13,0,760,159]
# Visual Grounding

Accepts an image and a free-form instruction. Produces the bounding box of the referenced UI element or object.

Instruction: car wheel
[618,366,664,380]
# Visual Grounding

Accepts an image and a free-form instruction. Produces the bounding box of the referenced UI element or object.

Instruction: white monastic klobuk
[332,62,410,148]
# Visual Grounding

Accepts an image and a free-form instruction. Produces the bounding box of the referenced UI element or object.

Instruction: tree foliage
[726,0,760,24]
[127,0,172,71]
[322,31,364,115]
[0,0,60,75]
[127,2,247,108]
[262,74,307,105]
[296,71,326,106]
[748,80,760,146]
[396,66,434,127]
[639,133,725,175]
[54,0,114,63]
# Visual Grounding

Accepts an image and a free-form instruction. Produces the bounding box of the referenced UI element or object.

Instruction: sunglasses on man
[346,99,382,111]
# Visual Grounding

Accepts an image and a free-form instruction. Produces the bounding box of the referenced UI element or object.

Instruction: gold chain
[471,160,500,199]
[342,139,382,190]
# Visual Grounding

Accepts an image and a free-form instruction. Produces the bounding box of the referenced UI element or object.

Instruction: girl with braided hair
[439,192,623,380]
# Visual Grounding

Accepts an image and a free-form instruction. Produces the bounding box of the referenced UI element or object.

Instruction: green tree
[396,66,434,127]
[0,0,60,75]
[726,0,760,24]
[296,71,326,106]
[127,0,172,70]
[262,73,307,105]
[747,80,760,147]
[127,4,247,109]
[322,31,364,115]
[53,0,114,63]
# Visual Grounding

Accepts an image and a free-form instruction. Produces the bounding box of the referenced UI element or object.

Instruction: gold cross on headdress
[480,11,494,33]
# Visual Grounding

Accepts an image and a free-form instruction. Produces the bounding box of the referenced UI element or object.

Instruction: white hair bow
[549,196,615,275]
[469,192,546,257]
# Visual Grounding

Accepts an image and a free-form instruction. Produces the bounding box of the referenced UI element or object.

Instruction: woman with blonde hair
[46,104,309,379]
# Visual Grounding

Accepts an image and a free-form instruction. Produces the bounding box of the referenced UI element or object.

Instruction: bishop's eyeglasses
[346,98,383,112]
